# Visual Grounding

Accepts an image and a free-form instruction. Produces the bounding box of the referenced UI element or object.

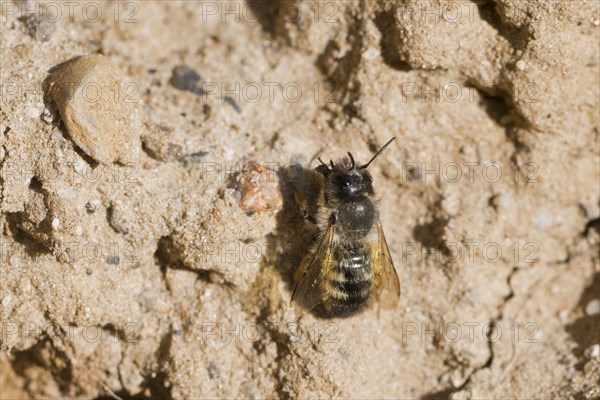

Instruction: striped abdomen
[325,242,372,316]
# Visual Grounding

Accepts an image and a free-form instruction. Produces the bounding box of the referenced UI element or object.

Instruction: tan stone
[48,54,137,165]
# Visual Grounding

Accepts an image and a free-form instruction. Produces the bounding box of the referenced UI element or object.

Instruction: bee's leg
[294,191,317,224]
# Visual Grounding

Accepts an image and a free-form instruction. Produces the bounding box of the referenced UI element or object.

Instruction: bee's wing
[291,224,336,312]
[369,222,401,309]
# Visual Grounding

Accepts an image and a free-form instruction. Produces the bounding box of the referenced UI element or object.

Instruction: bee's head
[315,137,396,199]
[317,155,373,198]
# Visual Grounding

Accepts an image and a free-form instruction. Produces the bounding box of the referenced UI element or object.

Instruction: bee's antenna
[316,156,331,176]
[347,152,355,169]
[330,160,335,168]
[359,137,396,169]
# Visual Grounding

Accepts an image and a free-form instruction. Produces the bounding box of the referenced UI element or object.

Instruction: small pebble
[27,106,41,119]
[108,205,129,234]
[85,200,99,214]
[238,163,282,215]
[460,145,476,157]
[579,202,600,219]
[10,255,21,267]
[75,226,83,236]
[170,65,241,113]
[13,43,31,58]
[585,344,600,358]
[2,295,12,307]
[74,162,86,175]
[170,65,204,94]
[559,310,569,321]
[51,129,63,140]
[441,192,460,216]
[107,255,120,265]
[18,280,32,295]
[137,291,157,312]
[41,107,55,124]
[516,60,527,71]
[181,151,209,165]
[141,126,184,162]
[585,299,600,316]
[362,47,380,61]
[51,218,60,229]
[207,361,219,379]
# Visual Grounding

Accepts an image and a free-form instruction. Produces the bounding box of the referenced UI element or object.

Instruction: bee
[291,137,400,317]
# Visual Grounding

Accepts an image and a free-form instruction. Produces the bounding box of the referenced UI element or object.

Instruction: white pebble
[74,161,86,175]
[42,108,54,124]
[441,193,460,216]
[18,279,31,293]
[224,147,234,161]
[89,199,101,208]
[75,226,83,236]
[51,129,63,140]
[516,60,526,71]
[585,299,600,316]
[55,147,63,157]
[440,373,450,383]
[10,255,21,267]
[559,310,569,322]
[230,190,241,204]
[584,344,600,358]
[362,47,380,60]
[27,106,41,119]
[1,295,12,307]
[494,193,513,209]
[51,218,60,229]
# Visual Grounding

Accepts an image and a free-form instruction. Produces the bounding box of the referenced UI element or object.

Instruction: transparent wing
[291,224,336,312]
[369,222,401,309]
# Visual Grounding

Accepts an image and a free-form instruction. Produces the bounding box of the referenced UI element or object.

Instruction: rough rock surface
[1,1,599,399]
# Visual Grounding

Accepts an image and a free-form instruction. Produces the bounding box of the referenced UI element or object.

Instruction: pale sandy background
[1,1,599,399]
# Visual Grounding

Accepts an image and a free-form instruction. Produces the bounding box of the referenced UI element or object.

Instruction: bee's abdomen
[325,243,372,315]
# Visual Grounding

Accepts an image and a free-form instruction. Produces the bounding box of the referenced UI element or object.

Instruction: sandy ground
[1,0,599,399]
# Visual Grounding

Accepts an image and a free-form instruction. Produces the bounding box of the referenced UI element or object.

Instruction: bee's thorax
[337,195,375,239]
